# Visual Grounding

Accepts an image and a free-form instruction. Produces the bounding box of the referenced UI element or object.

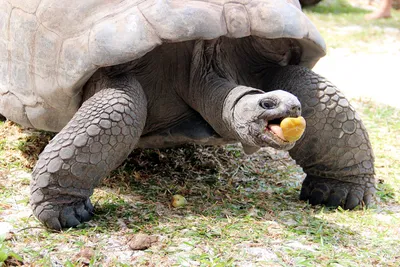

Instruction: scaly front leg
[30,75,147,230]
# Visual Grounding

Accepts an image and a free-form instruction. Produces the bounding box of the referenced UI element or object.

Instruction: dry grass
[1,99,400,266]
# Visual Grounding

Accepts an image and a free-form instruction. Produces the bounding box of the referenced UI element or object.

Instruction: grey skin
[0,1,375,230]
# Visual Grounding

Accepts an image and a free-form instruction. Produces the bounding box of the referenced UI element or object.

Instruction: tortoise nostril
[290,105,301,116]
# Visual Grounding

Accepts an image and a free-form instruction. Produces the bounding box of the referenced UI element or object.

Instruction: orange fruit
[280,116,306,142]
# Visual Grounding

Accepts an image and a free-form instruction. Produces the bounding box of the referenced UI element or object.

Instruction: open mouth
[260,116,306,144]
[263,117,288,143]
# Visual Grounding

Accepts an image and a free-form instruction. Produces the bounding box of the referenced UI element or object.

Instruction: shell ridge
[222,4,230,38]
[138,0,170,41]
[34,0,44,14]
[137,4,162,41]
[35,18,60,38]
[0,91,34,127]
[89,1,148,33]
[6,5,12,91]
[8,8,40,106]
[8,5,34,15]
[29,23,40,106]
[87,28,99,68]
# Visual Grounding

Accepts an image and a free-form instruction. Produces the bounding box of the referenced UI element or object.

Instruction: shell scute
[0,0,326,131]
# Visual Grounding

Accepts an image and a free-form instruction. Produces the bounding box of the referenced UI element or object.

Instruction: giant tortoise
[0,0,376,230]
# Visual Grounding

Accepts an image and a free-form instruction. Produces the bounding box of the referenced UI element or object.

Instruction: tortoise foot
[300,175,376,209]
[32,198,94,230]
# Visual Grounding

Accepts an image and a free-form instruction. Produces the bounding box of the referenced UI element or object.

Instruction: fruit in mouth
[280,116,306,142]
[267,116,306,142]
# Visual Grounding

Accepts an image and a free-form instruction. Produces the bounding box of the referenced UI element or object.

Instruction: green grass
[358,101,400,203]
[0,234,23,266]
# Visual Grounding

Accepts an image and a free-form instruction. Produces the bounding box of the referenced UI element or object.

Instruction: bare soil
[313,0,400,107]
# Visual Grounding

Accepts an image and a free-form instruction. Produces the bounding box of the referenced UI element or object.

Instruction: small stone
[72,248,94,265]
[128,234,158,251]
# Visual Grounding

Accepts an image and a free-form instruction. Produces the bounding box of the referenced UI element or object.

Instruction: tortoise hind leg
[262,65,376,209]
[0,114,5,121]
[30,75,147,230]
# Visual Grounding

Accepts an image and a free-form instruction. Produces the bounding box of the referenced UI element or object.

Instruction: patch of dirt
[314,51,400,108]
[313,0,400,108]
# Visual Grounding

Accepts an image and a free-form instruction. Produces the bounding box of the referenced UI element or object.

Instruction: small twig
[16,226,58,233]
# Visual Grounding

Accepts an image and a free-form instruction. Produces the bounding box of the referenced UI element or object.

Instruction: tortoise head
[226,87,303,151]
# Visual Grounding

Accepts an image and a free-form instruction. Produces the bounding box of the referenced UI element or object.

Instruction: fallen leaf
[72,248,94,265]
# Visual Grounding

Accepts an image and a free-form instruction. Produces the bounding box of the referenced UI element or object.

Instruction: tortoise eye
[259,99,277,109]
